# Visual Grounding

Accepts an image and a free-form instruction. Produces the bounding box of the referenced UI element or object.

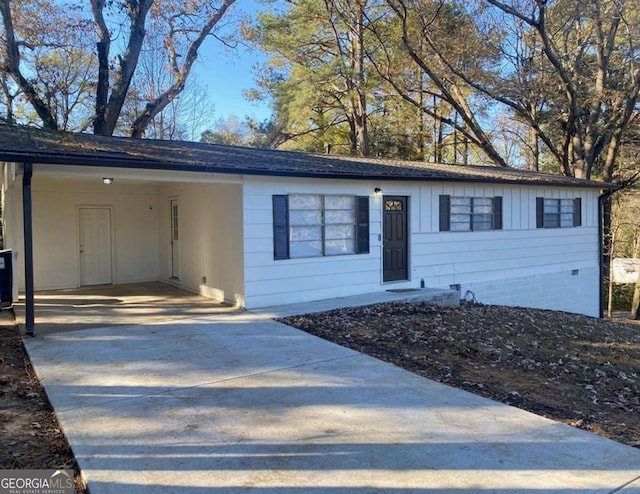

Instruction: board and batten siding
[415,184,601,316]
[242,177,601,317]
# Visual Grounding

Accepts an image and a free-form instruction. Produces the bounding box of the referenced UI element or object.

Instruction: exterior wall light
[374,187,382,196]
[103,177,114,185]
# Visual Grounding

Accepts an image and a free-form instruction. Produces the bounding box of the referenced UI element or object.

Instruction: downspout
[598,188,615,319]
[598,191,604,319]
[22,162,34,336]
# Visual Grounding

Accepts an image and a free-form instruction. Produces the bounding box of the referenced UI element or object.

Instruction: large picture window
[273,194,369,260]
[439,195,502,232]
[536,198,581,228]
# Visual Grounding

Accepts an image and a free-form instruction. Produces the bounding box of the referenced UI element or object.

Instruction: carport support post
[22,162,35,336]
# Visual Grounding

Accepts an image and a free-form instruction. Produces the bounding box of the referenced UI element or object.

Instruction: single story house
[0,126,613,332]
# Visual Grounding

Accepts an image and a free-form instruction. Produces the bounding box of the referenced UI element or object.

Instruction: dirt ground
[280,301,640,448]
[0,302,638,494]
[0,311,87,493]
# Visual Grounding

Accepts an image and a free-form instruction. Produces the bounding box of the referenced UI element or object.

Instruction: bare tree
[453,0,638,180]
[0,0,236,137]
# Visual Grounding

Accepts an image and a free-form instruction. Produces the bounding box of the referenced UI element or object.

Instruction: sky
[194,0,276,125]
[197,41,272,123]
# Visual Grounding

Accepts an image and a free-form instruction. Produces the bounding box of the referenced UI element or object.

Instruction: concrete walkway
[25,303,640,493]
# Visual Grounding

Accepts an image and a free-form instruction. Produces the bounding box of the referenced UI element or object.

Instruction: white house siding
[414,184,601,316]
[243,176,386,308]
[242,177,602,316]
[6,174,160,291]
[158,182,245,306]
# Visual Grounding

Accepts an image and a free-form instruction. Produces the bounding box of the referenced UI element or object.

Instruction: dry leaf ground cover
[0,313,86,493]
[279,301,640,448]
[1,302,638,494]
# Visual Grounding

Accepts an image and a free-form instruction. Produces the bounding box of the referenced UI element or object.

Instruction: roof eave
[0,150,615,190]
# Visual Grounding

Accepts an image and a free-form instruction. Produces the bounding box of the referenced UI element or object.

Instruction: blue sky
[194,0,276,124]
[197,41,272,122]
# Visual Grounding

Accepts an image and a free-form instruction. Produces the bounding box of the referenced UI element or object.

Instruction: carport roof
[0,124,614,188]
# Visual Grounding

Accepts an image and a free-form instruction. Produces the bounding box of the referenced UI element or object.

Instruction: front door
[383,196,408,282]
[79,207,113,286]
[170,199,180,280]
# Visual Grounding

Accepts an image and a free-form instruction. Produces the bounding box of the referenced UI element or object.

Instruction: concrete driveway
[25,305,640,493]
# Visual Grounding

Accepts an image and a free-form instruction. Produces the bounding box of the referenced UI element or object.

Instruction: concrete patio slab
[25,310,640,494]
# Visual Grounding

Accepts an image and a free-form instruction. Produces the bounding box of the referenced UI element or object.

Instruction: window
[273,195,369,260]
[536,198,581,228]
[439,195,502,232]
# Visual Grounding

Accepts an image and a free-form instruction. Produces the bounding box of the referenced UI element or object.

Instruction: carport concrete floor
[23,293,640,493]
[14,282,238,335]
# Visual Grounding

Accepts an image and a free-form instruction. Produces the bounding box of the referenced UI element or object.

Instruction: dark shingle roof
[0,125,613,189]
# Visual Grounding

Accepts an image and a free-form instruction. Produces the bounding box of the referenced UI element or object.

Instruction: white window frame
[543,198,576,228]
[289,194,357,258]
[450,197,496,232]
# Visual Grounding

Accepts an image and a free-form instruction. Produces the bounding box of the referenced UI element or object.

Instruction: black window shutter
[272,195,289,260]
[439,195,450,231]
[493,196,503,230]
[356,196,370,254]
[536,197,544,228]
[573,197,582,226]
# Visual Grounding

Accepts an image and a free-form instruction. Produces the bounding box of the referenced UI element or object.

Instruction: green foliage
[246,0,383,156]
[606,284,636,312]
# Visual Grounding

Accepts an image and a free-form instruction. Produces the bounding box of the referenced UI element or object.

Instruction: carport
[0,128,247,336]
[13,282,238,335]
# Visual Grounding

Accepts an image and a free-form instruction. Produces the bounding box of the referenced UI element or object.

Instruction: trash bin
[0,249,13,309]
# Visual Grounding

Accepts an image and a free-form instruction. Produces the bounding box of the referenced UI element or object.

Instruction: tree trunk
[0,0,58,129]
[351,92,369,157]
[463,135,469,166]
[347,116,357,154]
[130,0,236,138]
[529,125,539,171]
[632,272,640,320]
[351,5,369,157]
[453,113,459,164]
[0,74,15,125]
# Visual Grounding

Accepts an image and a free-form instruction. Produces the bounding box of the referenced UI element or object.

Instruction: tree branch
[0,0,58,129]
[130,0,237,137]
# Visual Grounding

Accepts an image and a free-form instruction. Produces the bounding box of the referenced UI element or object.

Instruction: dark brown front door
[383,196,408,282]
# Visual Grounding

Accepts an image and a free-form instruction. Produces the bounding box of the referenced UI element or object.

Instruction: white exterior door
[170,199,180,279]
[79,208,113,286]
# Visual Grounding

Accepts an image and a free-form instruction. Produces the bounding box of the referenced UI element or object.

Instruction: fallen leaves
[0,324,86,492]
[280,301,640,448]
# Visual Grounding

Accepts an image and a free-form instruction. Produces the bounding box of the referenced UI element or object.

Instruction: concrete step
[386,287,460,307]
[250,287,460,319]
